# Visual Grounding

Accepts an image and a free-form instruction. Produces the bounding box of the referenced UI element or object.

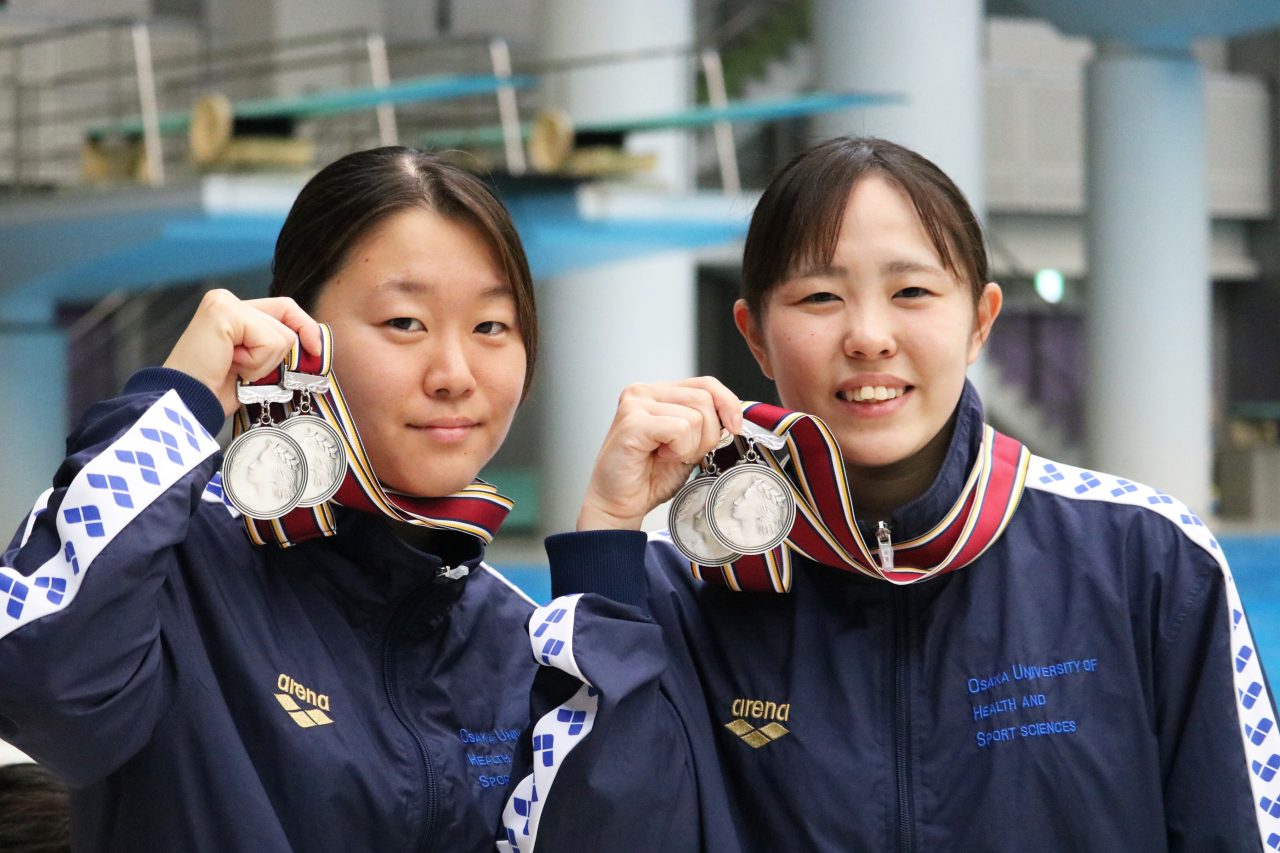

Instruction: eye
[800,291,841,305]
[475,320,510,336]
[894,286,930,299]
[386,317,425,332]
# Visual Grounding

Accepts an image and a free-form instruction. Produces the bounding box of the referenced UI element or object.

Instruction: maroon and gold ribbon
[230,325,512,548]
[689,403,1030,592]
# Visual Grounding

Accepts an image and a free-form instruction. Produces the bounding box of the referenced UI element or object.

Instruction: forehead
[322,208,508,301]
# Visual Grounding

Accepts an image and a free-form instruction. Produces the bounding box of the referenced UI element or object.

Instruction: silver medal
[706,439,796,556]
[221,426,309,520]
[668,476,741,566]
[279,369,348,508]
[279,416,347,507]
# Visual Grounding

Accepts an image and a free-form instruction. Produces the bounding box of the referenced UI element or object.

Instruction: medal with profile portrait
[706,457,796,556]
[221,426,309,520]
[668,474,741,566]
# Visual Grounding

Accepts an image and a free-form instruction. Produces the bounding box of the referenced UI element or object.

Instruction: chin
[836,437,919,471]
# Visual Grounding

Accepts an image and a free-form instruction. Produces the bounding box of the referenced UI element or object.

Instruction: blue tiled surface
[500,537,1280,672]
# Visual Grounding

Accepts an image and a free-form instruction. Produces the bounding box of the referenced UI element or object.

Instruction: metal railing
[0,19,533,190]
[0,4,810,194]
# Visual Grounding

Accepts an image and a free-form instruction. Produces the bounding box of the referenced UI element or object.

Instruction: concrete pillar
[536,0,695,533]
[811,0,985,214]
[1085,43,1211,512]
[810,0,993,395]
[0,300,67,535]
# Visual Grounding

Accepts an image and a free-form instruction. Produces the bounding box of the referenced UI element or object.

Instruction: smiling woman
[502,137,1279,853]
[0,147,543,851]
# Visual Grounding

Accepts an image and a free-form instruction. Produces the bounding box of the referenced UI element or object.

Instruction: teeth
[841,385,904,403]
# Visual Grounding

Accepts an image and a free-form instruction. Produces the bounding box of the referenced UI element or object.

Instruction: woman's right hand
[162,289,323,419]
[577,377,744,531]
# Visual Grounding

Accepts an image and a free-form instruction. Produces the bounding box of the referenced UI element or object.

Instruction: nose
[842,305,896,359]
[424,333,477,398]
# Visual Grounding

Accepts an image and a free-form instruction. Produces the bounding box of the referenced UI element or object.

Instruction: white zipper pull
[876,522,894,573]
[437,565,470,582]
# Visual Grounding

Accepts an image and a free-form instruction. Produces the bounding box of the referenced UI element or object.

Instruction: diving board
[86,72,537,140]
[419,90,901,176]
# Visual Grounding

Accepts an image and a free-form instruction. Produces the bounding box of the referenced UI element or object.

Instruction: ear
[733,299,775,380]
[967,282,1003,365]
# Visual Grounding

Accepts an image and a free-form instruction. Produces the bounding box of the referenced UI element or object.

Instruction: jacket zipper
[383,582,441,853]
[889,525,916,853]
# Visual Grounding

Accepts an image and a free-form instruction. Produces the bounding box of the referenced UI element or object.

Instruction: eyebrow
[374,279,513,299]
[789,259,944,279]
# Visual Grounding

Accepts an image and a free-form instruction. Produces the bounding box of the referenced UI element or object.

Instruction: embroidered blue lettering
[1019,719,1077,737]
[459,726,523,745]
[975,726,1019,748]
[972,697,1019,720]
[1010,658,1098,681]
[1021,693,1047,708]
[967,671,1010,694]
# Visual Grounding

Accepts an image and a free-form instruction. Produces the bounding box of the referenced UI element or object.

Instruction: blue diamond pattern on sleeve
[540,638,564,664]
[165,407,205,449]
[1237,645,1255,672]
[140,428,183,465]
[1253,754,1280,782]
[1038,463,1064,484]
[63,505,105,538]
[34,576,66,605]
[0,574,29,619]
[557,709,587,735]
[1147,492,1174,505]
[64,541,80,575]
[87,473,133,508]
[532,607,566,638]
[533,733,555,767]
[1267,832,1280,850]
[1074,471,1101,494]
[1109,479,1138,497]
[1248,718,1275,746]
[115,449,161,485]
[1263,797,1280,818]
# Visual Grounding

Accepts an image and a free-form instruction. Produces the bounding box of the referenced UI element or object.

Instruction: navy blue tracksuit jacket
[500,385,1278,852]
[0,369,536,851]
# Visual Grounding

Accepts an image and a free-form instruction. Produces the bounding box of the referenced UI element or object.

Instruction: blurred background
[0,0,1276,640]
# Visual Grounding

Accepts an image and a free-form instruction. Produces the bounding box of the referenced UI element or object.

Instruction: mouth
[836,384,910,403]
[410,419,480,444]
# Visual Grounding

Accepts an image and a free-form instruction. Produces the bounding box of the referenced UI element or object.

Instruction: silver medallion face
[667,477,741,566]
[220,426,309,520]
[706,464,796,556]
[279,416,348,507]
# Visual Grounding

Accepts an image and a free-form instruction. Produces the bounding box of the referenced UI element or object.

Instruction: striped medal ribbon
[687,402,1031,592]
[229,325,512,548]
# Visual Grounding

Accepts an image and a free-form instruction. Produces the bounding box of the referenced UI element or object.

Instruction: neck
[847,414,956,522]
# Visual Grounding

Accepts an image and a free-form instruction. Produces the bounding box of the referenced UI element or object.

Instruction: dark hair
[269,146,537,396]
[0,763,70,853]
[741,136,989,317]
